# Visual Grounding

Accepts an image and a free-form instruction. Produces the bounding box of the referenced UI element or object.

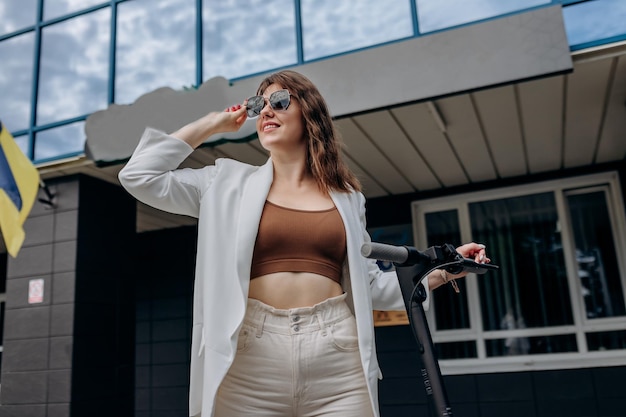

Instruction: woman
[119,70,489,417]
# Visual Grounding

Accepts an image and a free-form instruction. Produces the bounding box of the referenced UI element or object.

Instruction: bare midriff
[248,271,343,309]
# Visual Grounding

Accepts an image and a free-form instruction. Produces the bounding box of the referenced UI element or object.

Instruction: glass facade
[301,0,413,61]
[0,0,623,163]
[116,0,196,104]
[0,33,35,132]
[202,0,298,81]
[416,0,551,33]
[43,0,105,21]
[0,0,37,36]
[37,9,110,126]
[563,0,626,48]
[34,121,86,161]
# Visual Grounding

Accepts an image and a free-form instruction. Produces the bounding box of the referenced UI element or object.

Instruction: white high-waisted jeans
[214,293,375,417]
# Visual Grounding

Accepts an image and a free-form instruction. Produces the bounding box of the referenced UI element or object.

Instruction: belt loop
[316,312,327,336]
[256,313,266,338]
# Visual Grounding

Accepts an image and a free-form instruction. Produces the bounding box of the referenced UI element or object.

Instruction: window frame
[411,171,626,374]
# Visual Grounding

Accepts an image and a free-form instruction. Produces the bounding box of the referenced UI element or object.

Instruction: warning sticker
[28,278,44,304]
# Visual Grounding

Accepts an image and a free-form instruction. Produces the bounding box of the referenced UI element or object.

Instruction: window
[301,0,413,61]
[0,33,35,133]
[415,0,550,34]
[37,9,110,126]
[412,172,626,373]
[0,0,37,36]
[34,121,85,162]
[115,0,196,105]
[202,0,298,81]
[14,135,30,159]
[43,0,105,21]
[562,0,626,49]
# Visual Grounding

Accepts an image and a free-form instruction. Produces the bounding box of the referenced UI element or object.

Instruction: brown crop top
[250,201,347,283]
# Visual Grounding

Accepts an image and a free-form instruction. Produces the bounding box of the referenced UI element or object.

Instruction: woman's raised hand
[170,102,248,148]
[211,102,248,134]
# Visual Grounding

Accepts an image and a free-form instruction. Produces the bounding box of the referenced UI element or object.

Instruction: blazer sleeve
[118,127,218,218]
[357,193,432,311]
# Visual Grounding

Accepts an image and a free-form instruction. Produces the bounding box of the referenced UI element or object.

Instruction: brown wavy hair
[256,70,361,193]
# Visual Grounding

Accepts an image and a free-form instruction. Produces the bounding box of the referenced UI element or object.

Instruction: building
[1,1,625,416]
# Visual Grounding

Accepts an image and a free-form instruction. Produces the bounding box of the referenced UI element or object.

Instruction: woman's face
[255,83,305,155]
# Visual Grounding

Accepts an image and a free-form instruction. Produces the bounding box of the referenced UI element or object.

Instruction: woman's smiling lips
[262,122,280,132]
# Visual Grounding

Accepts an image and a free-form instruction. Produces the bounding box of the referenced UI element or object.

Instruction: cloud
[0,33,35,132]
[0,0,37,35]
[202,0,298,80]
[301,0,413,61]
[36,8,110,125]
[563,0,626,45]
[34,121,85,160]
[115,0,196,104]
[43,0,103,21]
[416,0,550,33]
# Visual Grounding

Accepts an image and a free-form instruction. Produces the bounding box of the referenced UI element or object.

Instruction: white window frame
[411,171,626,375]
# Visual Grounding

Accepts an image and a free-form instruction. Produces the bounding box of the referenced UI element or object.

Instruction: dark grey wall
[375,324,626,417]
[71,175,136,416]
[0,175,136,417]
[134,226,196,417]
[1,177,81,417]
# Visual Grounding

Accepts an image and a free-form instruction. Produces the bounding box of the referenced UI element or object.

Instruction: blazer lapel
[331,191,366,311]
[330,191,359,255]
[235,158,273,295]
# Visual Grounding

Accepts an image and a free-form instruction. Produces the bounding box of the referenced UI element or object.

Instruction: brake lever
[448,258,499,275]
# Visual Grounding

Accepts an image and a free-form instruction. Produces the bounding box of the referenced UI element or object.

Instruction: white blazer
[119,128,430,417]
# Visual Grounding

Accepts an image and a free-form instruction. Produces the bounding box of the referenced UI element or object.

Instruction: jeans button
[292,315,300,322]
[293,325,300,332]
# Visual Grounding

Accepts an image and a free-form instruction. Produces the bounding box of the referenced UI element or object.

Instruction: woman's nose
[259,99,273,117]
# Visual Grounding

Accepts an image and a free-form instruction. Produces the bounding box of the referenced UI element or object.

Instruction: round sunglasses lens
[270,90,290,110]
[246,96,264,117]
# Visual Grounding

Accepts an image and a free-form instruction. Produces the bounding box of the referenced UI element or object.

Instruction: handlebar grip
[361,242,409,264]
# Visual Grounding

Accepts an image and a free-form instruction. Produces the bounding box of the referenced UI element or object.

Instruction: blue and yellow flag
[0,121,40,257]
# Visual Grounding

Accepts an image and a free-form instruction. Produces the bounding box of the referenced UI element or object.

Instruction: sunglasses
[245,89,292,118]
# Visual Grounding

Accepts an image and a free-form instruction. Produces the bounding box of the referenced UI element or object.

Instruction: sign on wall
[28,278,44,304]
